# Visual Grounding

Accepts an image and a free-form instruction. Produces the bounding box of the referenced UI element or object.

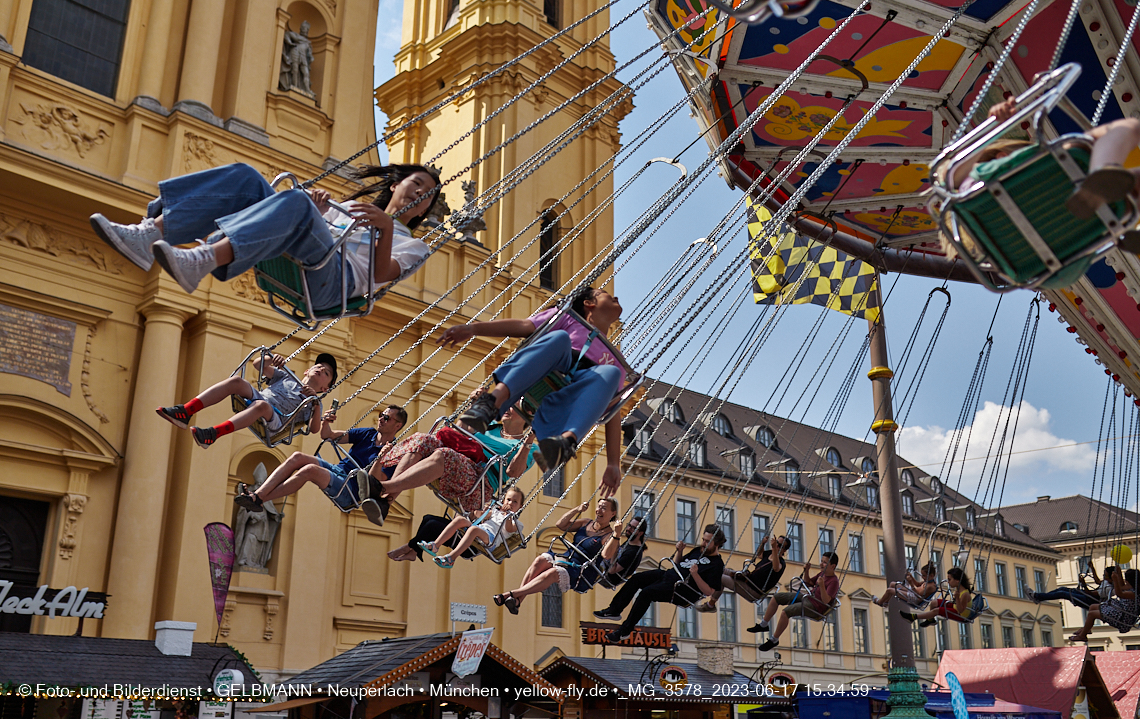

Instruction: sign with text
[450,602,487,624]
[83,701,121,719]
[452,627,494,678]
[580,621,672,648]
[0,303,76,395]
[0,580,107,618]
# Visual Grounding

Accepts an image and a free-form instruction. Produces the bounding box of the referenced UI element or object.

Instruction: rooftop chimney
[155,620,196,656]
[1037,496,1051,502]
[696,644,734,675]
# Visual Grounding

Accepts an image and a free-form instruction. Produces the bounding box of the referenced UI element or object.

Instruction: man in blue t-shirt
[235,405,406,526]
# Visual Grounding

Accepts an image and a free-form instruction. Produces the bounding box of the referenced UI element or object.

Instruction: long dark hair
[1126,568,1140,592]
[345,164,441,230]
[571,286,596,317]
[948,566,973,593]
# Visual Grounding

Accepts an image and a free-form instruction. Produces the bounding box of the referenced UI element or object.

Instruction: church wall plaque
[0,302,76,395]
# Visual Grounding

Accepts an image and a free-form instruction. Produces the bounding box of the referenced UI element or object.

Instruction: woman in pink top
[437,287,625,495]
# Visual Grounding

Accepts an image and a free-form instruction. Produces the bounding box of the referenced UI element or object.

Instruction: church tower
[375,0,631,299]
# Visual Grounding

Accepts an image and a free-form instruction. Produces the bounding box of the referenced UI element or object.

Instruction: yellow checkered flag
[748,198,880,323]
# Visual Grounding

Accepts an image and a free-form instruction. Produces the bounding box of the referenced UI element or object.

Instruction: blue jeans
[494,331,623,440]
[1034,587,1098,609]
[318,458,359,511]
[147,163,350,309]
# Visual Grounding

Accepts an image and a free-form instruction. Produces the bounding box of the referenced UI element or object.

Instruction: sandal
[418,540,440,558]
[1066,165,1136,219]
[234,483,264,512]
[434,554,455,569]
[1068,633,1089,643]
[494,591,521,614]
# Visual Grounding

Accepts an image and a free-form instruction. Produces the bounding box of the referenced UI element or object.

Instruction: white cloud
[896,400,1097,503]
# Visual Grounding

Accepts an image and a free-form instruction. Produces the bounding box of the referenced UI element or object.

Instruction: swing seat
[958,593,989,623]
[549,535,608,593]
[512,301,644,428]
[424,416,515,517]
[472,530,527,564]
[252,173,377,331]
[598,554,642,590]
[228,347,322,448]
[928,63,1139,293]
[733,571,772,604]
[787,576,841,618]
[660,557,707,608]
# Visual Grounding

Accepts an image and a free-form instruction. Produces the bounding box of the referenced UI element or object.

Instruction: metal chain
[1048,0,1083,72]
[950,0,1035,144]
[301,0,624,188]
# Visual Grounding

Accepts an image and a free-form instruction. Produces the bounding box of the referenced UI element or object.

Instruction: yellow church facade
[0,0,1063,689]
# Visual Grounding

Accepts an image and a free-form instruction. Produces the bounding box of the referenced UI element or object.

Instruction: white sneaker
[872,595,880,606]
[90,214,162,271]
[153,240,218,294]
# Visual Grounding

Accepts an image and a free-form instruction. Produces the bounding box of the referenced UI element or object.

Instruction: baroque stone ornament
[81,326,110,424]
[231,270,269,304]
[0,211,126,274]
[233,463,283,571]
[58,494,88,559]
[183,132,220,173]
[15,102,109,158]
[279,22,315,97]
[450,180,487,236]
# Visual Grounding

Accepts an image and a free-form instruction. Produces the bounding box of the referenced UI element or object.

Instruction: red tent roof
[1093,652,1140,719]
[935,648,1116,719]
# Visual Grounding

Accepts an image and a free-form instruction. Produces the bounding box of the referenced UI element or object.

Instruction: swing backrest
[425,416,517,516]
[252,173,376,330]
[470,526,526,564]
[597,546,645,590]
[732,571,771,604]
[228,348,321,448]
[549,535,608,593]
[927,63,1137,292]
[659,557,706,608]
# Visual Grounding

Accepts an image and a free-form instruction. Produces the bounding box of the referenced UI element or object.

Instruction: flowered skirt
[381,433,490,513]
[1101,597,1139,632]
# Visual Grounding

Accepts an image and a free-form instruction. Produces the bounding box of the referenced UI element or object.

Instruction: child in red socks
[156,352,337,448]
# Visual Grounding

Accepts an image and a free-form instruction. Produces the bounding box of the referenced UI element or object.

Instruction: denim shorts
[319,459,358,510]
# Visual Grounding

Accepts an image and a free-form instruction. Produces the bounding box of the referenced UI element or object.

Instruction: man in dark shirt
[237,405,406,526]
[593,524,727,642]
[700,535,789,614]
[757,551,840,651]
[602,516,648,587]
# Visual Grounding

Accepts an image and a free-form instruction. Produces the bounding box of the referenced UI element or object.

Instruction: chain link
[950,0,1032,144]
[1093,1,1140,126]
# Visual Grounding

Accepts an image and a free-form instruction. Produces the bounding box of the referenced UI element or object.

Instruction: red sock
[184,397,205,415]
[214,420,235,437]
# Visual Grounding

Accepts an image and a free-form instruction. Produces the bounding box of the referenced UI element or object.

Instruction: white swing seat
[229,346,322,448]
[252,173,377,331]
[928,63,1139,293]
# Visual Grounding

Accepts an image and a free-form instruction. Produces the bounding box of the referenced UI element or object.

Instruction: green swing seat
[929,63,1139,293]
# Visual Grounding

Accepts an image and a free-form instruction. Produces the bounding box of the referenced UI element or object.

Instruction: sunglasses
[378,414,396,423]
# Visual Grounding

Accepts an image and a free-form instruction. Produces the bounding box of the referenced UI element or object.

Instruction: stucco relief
[0,211,127,274]
[231,271,269,305]
[14,102,109,158]
[58,493,88,559]
[183,132,221,173]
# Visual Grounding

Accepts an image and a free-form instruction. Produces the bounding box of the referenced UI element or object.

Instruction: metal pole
[867,297,929,717]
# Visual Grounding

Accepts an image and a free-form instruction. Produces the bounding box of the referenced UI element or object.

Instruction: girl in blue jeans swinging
[436,287,626,496]
[89,163,440,305]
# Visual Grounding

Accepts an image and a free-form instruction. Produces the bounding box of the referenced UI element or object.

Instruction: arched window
[966,507,977,530]
[712,414,733,437]
[757,426,776,448]
[689,440,706,467]
[935,500,946,523]
[828,474,843,499]
[1060,521,1078,534]
[658,398,684,424]
[901,469,915,486]
[930,476,942,494]
[786,462,801,489]
[538,209,562,290]
[826,448,843,467]
[739,451,756,475]
[860,457,876,475]
[901,492,914,515]
[995,517,1005,536]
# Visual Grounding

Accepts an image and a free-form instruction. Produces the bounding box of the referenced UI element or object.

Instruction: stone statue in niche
[279,21,315,98]
[451,180,487,238]
[233,463,283,571]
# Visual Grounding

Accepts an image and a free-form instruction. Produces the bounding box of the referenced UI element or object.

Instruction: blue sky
[372,1,1129,509]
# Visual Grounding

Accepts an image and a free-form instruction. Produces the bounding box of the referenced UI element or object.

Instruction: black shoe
[458,393,498,434]
[352,469,372,501]
[746,622,770,634]
[536,435,577,472]
[919,618,937,627]
[156,404,193,429]
[1030,592,1043,605]
[899,610,917,623]
[192,426,218,448]
[758,638,779,651]
[593,608,622,620]
[362,497,390,527]
[605,628,631,643]
[234,484,265,512]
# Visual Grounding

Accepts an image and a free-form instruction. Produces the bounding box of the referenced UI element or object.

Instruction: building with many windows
[1000,495,1140,652]
[611,382,1063,685]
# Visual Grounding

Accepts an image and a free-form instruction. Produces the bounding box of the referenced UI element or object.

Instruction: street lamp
[928,520,970,569]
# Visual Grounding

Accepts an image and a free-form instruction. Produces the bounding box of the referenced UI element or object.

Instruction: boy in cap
[156,351,337,448]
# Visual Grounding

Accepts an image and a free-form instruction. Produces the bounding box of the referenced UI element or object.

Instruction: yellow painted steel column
[103,301,192,639]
